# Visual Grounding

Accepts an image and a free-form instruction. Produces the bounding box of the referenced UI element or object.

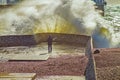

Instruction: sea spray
[0,0,98,35]
[104,5,120,47]
[0,0,119,48]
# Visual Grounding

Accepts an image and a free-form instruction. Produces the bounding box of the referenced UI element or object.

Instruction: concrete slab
[0,73,36,78]
[9,54,50,60]
[0,73,36,80]
[0,78,33,80]
[36,76,85,80]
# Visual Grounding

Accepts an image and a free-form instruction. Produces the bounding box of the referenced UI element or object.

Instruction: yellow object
[100,27,109,37]
[33,16,78,34]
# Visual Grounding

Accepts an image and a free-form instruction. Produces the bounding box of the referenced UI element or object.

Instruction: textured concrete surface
[94,48,120,80]
[0,55,88,78]
[0,35,36,47]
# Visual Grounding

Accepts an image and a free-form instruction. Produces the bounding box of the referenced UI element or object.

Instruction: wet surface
[0,42,87,79]
[0,42,85,61]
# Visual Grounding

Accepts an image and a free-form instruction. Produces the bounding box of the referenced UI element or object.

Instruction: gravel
[0,55,88,78]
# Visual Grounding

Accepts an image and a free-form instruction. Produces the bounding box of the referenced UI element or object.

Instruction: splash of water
[104,5,120,47]
[0,0,97,35]
[0,0,119,48]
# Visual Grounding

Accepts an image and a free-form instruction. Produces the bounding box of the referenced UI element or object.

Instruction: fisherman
[47,35,53,53]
